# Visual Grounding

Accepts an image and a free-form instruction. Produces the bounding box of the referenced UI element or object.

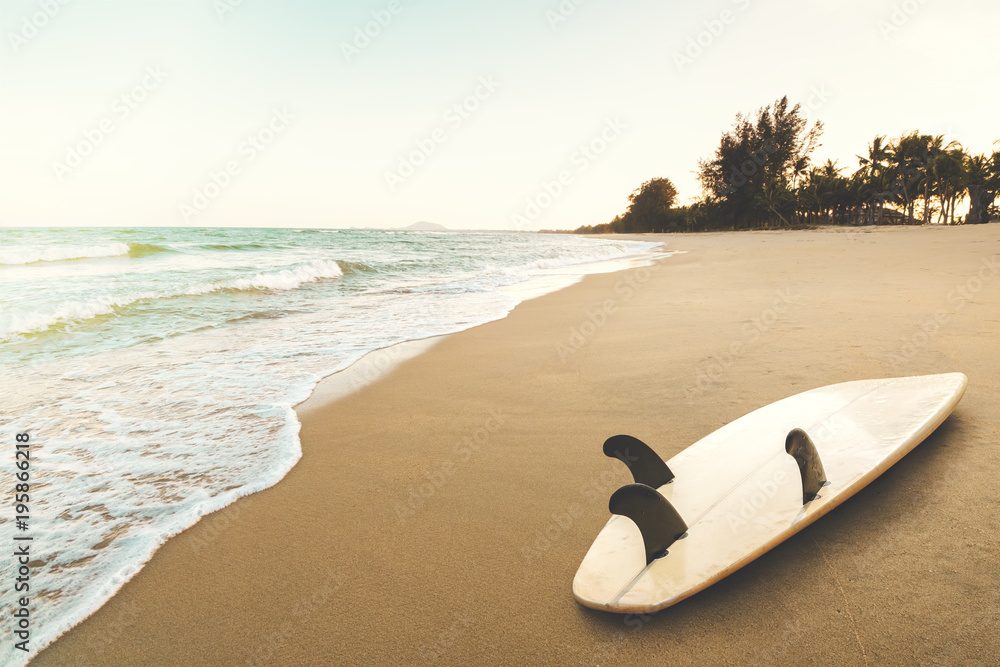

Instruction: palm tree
[932,145,967,224]
[914,134,945,224]
[964,145,999,224]
[821,161,852,224]
[890,132,928,224]
[845,172,867,224]
[790,155,811,190]
[757,178,793,227]
[805,160,844,223]
[856,136,891,224]
[795,168,818,223]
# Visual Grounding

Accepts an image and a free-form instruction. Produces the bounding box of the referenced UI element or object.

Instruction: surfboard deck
[573,372,968,614]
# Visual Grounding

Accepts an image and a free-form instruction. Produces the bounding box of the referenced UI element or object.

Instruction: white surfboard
[573,373,968,614]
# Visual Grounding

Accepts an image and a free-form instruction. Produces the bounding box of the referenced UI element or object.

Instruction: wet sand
[33,224,1000,666]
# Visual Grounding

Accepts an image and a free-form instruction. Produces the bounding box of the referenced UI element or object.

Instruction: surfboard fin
[785,428,827,504]
[609,484,688,564]
[603,435,675,488]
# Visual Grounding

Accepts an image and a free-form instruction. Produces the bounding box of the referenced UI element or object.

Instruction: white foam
[0,231,668,666]
[0,260,345,341]
[223,259,343,291]
[0,294,140,340]
[0,243,130,265]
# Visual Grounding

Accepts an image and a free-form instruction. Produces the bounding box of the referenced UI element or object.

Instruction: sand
[32,225,1000,666]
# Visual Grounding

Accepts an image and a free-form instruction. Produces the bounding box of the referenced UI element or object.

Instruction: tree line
[574,96,1000,234]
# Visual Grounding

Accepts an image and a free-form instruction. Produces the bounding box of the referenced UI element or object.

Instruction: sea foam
[0,228,663,666]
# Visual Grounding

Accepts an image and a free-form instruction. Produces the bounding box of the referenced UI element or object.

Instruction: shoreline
[32,224,1000,665]
[4,233,662,667]
[294,337,445,416]
[16,237,663,665]
[296,239,669,415]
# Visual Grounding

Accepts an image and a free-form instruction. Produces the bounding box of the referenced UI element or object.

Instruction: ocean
[0,227,663,663]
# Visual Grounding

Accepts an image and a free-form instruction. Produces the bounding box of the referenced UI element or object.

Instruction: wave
[0,259,345,341]
[198,243,272,252]
[0,242,176,265]
[509,240,659,273]
[0,295,133,340]
[225,310,308,324]
[337,260,376,275]
[0,243,130,265]
[127,243,175,258]
[217,259,344,292]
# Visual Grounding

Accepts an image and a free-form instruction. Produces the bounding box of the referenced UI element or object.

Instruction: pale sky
[1,0,997,230]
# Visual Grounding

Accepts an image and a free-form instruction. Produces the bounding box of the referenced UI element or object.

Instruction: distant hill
[401,221,448,231]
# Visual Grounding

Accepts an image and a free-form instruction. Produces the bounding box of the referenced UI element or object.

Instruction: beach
[32,224,1000,666]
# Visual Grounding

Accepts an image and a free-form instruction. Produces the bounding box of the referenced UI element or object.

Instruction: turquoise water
[0,227,660,663]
